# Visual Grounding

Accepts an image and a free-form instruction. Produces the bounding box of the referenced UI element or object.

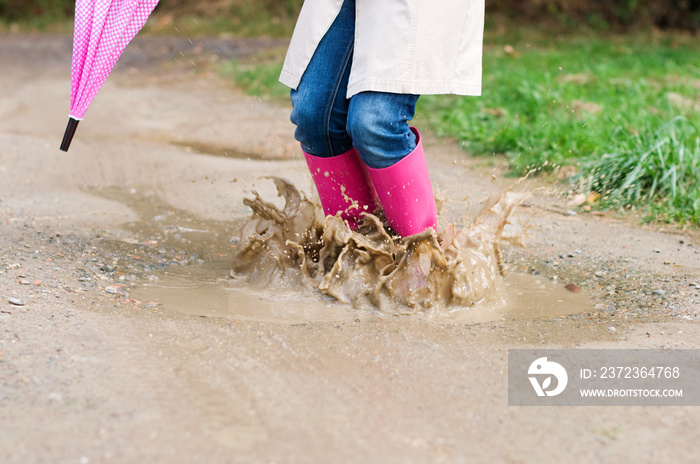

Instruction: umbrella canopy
[60,0,160,151]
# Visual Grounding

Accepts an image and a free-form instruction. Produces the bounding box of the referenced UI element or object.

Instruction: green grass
[143,13,298,39]
[577,116,700,225]
[0,15,73,33]
[220,56,288,100]
[418,34,700,225]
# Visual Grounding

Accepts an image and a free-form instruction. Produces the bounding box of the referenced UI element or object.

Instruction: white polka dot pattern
[69,0,160,120]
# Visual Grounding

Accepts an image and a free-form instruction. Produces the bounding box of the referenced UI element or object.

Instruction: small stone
[565,283,582,294]
[608,326,617,333]
[652,289,666,296]
[653,249,661,253]
[105,286,117,294]
[8,297,24,306]
[19,280,31,285]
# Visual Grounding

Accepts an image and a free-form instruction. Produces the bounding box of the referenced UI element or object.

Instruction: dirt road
[1,33,700,463]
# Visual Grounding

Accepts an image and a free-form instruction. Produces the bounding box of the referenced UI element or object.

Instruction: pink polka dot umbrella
[60,0,160,151]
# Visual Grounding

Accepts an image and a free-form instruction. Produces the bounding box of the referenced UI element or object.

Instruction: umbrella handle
[60,118,80,152]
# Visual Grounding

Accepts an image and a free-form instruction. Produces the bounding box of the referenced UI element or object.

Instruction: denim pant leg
[289,0,419,169]
[289,0,355,157]
[347,92,419,169]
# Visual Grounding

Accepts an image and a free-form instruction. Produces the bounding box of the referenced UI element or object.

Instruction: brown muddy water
[133,261,594,324]
[133,177,595,324]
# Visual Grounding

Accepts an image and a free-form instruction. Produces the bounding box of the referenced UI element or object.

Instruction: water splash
[231,177,526,313]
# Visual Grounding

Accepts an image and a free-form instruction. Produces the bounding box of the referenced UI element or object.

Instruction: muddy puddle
[132,261,594,324]
[132,177,595,324]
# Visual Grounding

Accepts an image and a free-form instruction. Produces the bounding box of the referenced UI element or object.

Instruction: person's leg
[289,0,354,157]
[347,92,437,236]
[289,0,377,228]
[346,92,419,168]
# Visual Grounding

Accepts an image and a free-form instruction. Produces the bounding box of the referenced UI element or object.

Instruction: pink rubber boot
[366,128,438,237]
[303,147,378,228]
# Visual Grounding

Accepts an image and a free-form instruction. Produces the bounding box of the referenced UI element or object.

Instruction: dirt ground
[2,33,700,464]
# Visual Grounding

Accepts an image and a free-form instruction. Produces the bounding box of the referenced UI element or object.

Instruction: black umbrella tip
[60,118,80,152]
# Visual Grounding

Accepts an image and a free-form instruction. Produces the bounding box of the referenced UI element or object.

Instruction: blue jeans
[289,0,419,169]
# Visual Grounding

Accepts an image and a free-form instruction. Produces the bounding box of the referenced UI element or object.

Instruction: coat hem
[279,69,301,91]
[346,79,482,98]
[280,73,483,98]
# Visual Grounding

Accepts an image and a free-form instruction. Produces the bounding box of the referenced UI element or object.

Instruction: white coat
[279,0,485,98]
